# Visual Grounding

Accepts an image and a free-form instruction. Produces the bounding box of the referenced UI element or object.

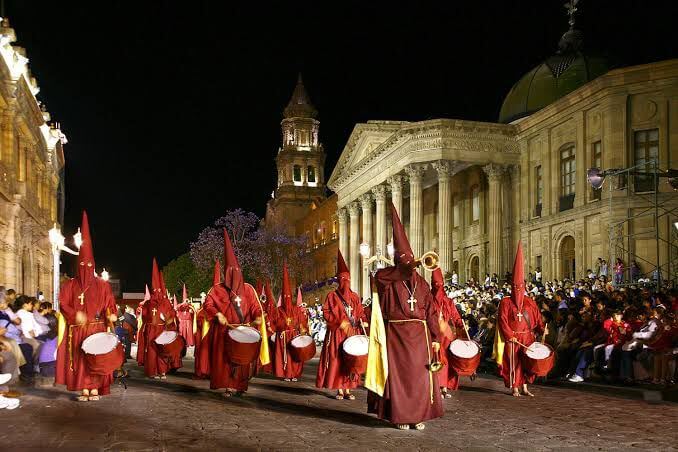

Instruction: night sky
[9,0,677,291]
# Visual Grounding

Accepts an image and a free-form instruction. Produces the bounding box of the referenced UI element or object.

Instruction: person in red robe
[430,268,465,398]
[254,279,276,374]
[497,242,545,397]
[56,211,118,401]
[193,260,221,380]
[137,259,182,379]
[316,250,367,399]
[368,203,443,431]
[203,229,263,397]
[272,263,309,381]
[177,302,194,346]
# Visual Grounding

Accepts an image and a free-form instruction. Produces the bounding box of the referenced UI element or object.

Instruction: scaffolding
[604,159,678,291]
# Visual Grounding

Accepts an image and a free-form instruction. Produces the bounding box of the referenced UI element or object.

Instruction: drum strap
[68,321,104,371]
[335,291,356,327]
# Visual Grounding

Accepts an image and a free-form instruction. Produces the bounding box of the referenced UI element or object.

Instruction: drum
[81,332,125,375]
[522,342,555,377]
[226,326,261,365]
[448,339,481,376]
[342,334,369,375]
[289,334,315,362]
[155,331,185,358]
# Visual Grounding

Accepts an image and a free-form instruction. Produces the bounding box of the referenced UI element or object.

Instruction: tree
[162,253,212,298]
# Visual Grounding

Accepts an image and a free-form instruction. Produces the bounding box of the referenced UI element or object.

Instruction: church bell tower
[266,74,326,229]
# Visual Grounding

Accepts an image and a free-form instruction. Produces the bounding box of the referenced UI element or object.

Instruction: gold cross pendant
[78,292,85,305]
[516,312,523,321]
[346,305,353,317]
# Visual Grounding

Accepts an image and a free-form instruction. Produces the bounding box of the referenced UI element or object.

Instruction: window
[293,165,302,184]
[559,146,576,211]
[634,129,659,192]
[534,165,543,217]
[471,186,480,223]
[591,141,602,201]
[307,166,316,183]
[453,196,460,228]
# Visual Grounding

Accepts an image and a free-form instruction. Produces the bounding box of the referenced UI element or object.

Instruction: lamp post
[360,242,395,302]
[48,224,82,311]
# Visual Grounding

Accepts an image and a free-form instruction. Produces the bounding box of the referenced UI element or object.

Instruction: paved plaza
[2,358,677,451]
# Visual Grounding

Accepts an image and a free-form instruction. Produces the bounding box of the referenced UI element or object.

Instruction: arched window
[320,221,327,244]
[471,185,480,223]
[307,166,316,183]
[293,165,302,185]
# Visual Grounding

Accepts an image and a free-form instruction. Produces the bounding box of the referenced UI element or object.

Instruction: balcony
[559,194,574,212]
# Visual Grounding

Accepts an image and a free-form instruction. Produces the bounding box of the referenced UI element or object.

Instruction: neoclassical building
[0,18,66,296]
[328,29,678,299]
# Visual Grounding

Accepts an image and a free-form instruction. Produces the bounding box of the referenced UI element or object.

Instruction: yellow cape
[492,327,504,367]
[364,289,388,396]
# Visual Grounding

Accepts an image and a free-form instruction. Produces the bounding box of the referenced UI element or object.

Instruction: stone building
[265,75,339,304]
[0,18,66,296]
[328,26,678,299]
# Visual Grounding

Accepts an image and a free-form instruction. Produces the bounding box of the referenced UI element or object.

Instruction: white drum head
[228,326,261,344]
[526,342,551,359]
[449,339,479,358]
[291,335,313,348]
[343,335,369,356]
[82,332,119,355]
[0,373,12,385]
[155,331,179,345]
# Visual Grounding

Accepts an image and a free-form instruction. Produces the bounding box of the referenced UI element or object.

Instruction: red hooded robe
[56,211,118,395]
[430,268,465,390]
[194,260,221,379]
[203,229,262,391]
[316,250,367,389]
[272,263,309,380]
[367,203,444,425]
[497,242,544,388]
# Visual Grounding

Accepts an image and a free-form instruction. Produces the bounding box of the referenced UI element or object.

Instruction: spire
[558,0,583,54]
[283,73,317,119]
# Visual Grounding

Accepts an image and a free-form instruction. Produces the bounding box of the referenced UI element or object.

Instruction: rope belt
[68,321,104,371]
[388,319,435,405]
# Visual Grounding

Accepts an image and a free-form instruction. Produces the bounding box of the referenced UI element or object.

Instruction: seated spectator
[37,313,58,377]
[0,293,30,384]
[598,310,630,373]
[33,301,53,338]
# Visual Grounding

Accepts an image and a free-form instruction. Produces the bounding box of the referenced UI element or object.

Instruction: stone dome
[498,30,610,124]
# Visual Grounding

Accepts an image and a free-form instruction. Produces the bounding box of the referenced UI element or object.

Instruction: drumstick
[541,324,548,344]
[461,318,471,340]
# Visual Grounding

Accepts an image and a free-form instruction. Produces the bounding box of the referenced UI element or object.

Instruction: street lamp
[48,224,82,311]
[101,268,110,282]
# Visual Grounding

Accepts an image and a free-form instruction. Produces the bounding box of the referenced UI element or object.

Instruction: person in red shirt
[497,242,545,397]
[600,310,630,370]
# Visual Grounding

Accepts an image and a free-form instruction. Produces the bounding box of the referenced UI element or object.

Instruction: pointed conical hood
[280,262,294,312]
[182,284,188,302]
[173,295,178,311]
[223,228,244,296]
[151,258,162,294]
[431,268,445,297]
[264,280,275,307]
[77,211,96,285]
[390,202,415,269]
[337,250,350,277]
[144,284,151,302]
[212,260,222,286]
[255,280,263,297]
[159,271,168,299]
[512,241,526,309]
[296,287,303,306]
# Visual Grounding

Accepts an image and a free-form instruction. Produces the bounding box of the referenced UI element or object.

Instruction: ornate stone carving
[336,207,348,222]
[482,163,506,181]
[405,163,428,182]
[348,201,361,217]
[386,174,407,193]
[359,192,373,210]
[432,160,454,179]
[371,184,387,201]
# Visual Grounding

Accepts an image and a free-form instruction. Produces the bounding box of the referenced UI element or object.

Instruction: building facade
[0,18,66,296]
[328,35,678,298]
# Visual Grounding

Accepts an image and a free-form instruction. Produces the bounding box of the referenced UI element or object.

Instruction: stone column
[348,201,361,294]
[483,163,506,277]
[433,160,453,275]
[387,174,406,218]
[337,207,348,263]
[405,163,428,261]
[372,185,388,258]
[360,193,373,300]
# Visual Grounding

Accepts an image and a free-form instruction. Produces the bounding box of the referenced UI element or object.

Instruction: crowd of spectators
[0,286,58,409]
